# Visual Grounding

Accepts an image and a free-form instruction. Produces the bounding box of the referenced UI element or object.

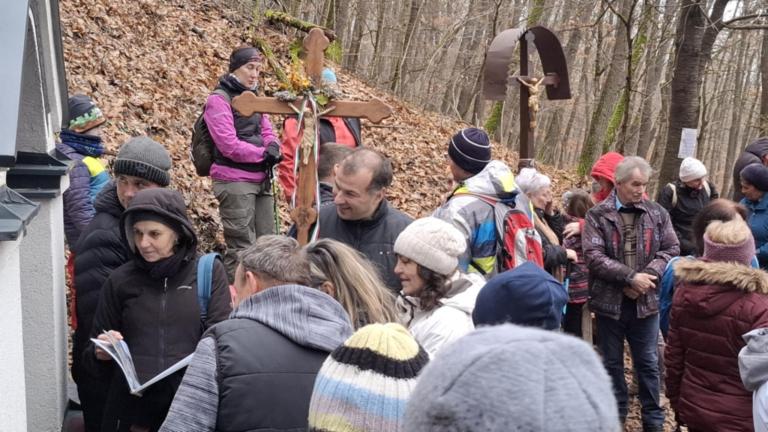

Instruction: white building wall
[0,169,29,432]
[21,196,68,432]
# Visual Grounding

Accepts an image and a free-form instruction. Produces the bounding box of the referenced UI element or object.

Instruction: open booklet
[91,331,193,396]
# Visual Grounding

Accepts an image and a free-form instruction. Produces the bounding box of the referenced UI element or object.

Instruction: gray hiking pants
[213,180,275,281]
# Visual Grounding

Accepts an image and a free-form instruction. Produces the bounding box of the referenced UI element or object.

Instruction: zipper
[160,277,167,372]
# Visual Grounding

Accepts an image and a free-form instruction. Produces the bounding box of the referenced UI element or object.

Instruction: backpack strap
[667,183,678,208]
[211,88,231,103]
[703,180,711,198]
[197,253,220,322]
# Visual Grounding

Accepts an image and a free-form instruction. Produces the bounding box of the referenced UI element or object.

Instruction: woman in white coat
[394,217,485,357]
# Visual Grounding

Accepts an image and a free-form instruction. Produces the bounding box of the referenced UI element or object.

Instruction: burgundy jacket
[582,192,679,319]
[665,259,768,431]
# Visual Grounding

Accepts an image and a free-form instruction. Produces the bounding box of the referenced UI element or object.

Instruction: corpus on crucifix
[232,28,392,245]
[483,26,571,172]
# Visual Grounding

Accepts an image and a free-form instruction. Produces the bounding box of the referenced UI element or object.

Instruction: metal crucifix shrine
[232,28,393,245]
[483,26,571,172]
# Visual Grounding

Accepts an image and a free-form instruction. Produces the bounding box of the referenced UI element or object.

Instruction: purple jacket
[583,191,679,320]
[204,94,278,183]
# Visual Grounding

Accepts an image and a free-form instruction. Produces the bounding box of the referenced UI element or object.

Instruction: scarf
[132,238,195,280]
[60,129,104,157]
[218,73,258,96]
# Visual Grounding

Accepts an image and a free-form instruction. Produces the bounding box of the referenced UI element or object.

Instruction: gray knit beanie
[114,136,172,186]
[404,324,621,432]
[394,217,466,276]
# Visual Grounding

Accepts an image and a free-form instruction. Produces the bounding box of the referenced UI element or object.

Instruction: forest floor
[60,0,675,429]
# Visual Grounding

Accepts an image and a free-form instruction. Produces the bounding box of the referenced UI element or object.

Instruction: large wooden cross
[232,28,393,245]
[483,26,571,172]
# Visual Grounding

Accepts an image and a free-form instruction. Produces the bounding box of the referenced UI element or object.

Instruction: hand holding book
[95,330,123,361]
[91,330,193,396]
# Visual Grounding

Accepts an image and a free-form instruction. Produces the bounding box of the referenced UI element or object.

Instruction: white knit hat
[394,217,466,276]
[679,157,707,182]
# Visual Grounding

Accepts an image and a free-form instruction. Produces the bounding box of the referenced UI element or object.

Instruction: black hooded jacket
[84,188,231,431]
[72,182,128,383]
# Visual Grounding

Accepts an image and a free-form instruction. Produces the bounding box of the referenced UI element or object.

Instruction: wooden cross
[232,28,393,245]
[483,27,571,172]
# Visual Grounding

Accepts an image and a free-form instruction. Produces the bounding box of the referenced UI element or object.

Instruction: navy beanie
[740,163,768,192]
[229,47,262,73]
[67,94,106,133]
[472,262,568,330]
[448,128,491,174]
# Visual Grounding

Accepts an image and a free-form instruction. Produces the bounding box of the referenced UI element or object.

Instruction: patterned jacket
[583,191,679,319]
[432,161,519,278]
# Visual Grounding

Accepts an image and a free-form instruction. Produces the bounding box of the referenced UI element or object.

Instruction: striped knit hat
[308,323,429,432]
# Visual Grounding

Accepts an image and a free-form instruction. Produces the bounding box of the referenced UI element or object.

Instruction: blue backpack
[196,253,220,322]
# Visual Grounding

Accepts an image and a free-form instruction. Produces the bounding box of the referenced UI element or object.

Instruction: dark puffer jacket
[318,200,412,292]
[657,180,718,256]
[71,182,128,384]
[84,188,231,431]
[733,137,768,201]
[665,259,768,431]
[583,192,680,320]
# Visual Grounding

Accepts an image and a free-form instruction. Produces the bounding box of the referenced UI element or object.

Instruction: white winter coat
[397,271,484,358]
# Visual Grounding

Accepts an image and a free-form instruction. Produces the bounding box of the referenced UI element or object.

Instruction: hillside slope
[60,0,576,249]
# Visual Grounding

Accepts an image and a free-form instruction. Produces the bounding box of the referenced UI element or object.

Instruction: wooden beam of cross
[232,27,393,245]
[483,26,571,172]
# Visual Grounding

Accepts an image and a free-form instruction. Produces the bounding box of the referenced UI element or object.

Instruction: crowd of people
[59,46,768,432]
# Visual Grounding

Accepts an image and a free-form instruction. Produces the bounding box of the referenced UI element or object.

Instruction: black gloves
[264,141,282,167]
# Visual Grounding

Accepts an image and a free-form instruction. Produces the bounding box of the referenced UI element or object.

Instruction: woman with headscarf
[740,163,768,269]
[84,188,231,431]
[515,168,576,280]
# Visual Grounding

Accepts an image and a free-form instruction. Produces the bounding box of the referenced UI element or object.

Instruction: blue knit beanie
[472,262,567,330]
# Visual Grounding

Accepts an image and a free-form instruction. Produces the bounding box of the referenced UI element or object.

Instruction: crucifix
[483,26,571,172]
[232,28,393,245]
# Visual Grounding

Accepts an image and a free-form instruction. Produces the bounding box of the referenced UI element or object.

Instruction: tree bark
[344,0,369,71]
[577,0,631,176]
[658,0,728,188]
[390,0,424,93]
[761,28,768,136]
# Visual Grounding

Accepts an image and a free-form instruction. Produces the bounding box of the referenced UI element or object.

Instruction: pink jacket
[204,93,278,183]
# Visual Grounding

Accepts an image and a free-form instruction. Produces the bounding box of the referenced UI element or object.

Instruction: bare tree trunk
[658,0,728,188]
[761,28,768,136]
[390,0,424,93]
[577,0,630,175]
[369,0,387,82]
[722,36,752,195]
[344,0,368,71]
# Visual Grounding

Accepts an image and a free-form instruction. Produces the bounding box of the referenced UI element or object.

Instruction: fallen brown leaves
[60,0,580,252]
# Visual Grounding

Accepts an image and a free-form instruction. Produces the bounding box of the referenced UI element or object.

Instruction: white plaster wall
[0,230,28,431]
[20,195,68,432]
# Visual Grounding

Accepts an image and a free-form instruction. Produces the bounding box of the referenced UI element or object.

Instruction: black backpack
[191,89,230,176]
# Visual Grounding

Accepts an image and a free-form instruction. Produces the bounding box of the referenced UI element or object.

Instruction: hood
[745,137,768,158]
[673,259,768,316]
[739,328,768,391]
[590,152,624,184]
[119,188,197,257]
[93,181,124,218]
[439,272,485,313]
[455,160,518,204]
[232,284,353,352]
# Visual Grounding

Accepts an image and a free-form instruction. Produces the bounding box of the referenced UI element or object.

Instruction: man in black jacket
[657,157,718,256]
[159,235,353,432]
[71,136,172,432]
[317,148,412,292]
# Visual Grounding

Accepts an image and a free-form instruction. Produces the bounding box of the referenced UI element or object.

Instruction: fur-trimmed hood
[673,259,768,316]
